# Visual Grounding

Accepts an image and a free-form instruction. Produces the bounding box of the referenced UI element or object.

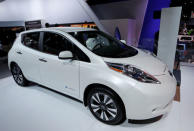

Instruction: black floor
[0,60,11,79]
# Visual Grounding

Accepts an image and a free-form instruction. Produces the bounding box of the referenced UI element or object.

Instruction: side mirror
[120,40,127,44]
[58,51,74,60]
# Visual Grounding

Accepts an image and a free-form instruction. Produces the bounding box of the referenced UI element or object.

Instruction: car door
[38,32,80,98]
[18,32,42,83]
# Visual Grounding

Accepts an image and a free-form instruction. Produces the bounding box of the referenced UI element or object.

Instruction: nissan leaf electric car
[8,27,177,125]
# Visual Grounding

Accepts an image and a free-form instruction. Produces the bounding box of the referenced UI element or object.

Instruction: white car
[8,27,176,125]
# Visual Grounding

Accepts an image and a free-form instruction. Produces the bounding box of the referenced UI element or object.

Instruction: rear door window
[22,32,40,50]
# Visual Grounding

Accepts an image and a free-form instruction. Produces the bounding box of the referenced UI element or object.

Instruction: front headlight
[106,62,161,84]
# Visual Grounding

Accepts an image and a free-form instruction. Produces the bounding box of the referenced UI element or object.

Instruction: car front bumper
[122,73,177,120]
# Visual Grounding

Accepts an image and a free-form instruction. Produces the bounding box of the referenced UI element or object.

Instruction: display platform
[0,65,193,131]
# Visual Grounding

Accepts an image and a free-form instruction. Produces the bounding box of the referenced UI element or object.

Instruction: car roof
[21,27,96,34]
[51,27,96,32]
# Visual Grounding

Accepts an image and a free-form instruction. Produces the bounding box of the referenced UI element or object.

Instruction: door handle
[39,58,47,62]
[16,51,22,55]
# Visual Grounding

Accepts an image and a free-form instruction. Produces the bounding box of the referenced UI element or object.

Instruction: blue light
[138,0,171,52]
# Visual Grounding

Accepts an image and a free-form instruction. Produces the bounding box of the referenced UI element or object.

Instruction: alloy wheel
[12,65,24,85]
[90,92,118,121]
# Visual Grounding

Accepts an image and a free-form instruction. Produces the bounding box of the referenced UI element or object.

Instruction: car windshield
[69,31,138,58]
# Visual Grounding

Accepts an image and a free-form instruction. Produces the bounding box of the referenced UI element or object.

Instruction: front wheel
[11,63,29,86]
[87,87,125,125]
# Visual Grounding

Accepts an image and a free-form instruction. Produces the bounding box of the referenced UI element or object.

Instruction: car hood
[102,49,167,76]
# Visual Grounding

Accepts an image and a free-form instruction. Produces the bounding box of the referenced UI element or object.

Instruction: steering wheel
[92,43,102,51]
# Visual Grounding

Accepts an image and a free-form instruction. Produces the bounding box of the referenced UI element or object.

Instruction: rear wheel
[87,87,125,125]
[11,63,29,86]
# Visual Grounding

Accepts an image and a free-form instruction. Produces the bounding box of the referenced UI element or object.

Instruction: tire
[87,87,125,125]
[11,63,29,86]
